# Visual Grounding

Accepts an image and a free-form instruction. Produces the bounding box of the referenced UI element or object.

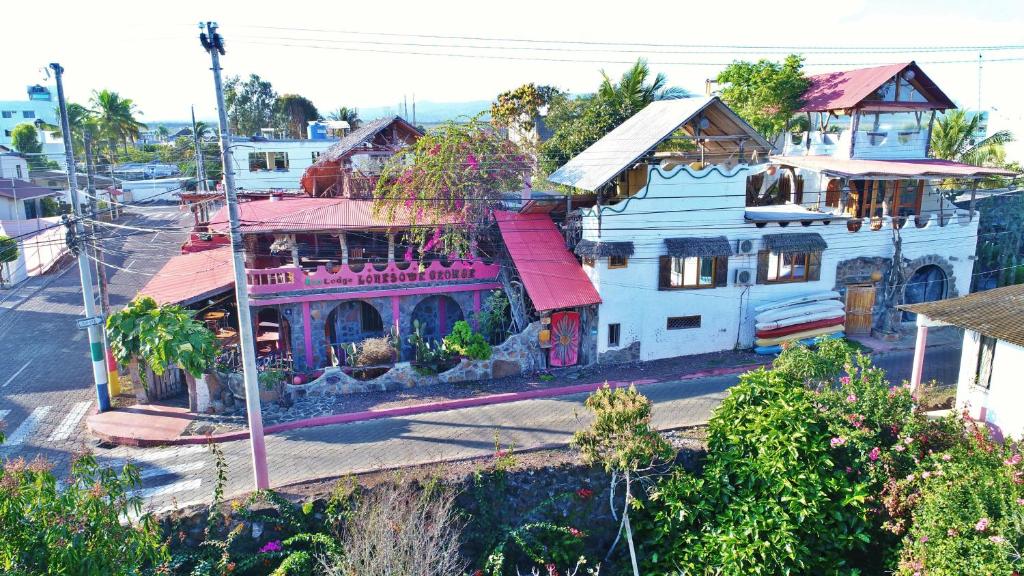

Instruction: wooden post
[969,180,979,221]
[339,232,348,265]
[848,111,860,158]
[387,233,395,262]
[289,234,300,267]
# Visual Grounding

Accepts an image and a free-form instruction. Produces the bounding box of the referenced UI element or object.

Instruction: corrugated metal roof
[773,156,1017,178]
[0,178,58,200]
[798,62,956,112]
[139,246,235,306]
[207,197,458,234]
[900,284,1024,348]
[495,211,601,312]
[547,97,771,192]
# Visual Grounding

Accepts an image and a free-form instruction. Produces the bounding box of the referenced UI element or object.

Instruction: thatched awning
[762,233,828,253]
[574,239,635,258]
[664,236,733,258]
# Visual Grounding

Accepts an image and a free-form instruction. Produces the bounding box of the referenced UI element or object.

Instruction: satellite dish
[904,70,916,81]
[698,118,710,130]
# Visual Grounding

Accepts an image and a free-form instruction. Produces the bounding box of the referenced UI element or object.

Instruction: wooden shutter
[794,176,804,206]
[658,256,671,290]
[808,251,822,281]
[715,256,728,287]
[756,251,769,284]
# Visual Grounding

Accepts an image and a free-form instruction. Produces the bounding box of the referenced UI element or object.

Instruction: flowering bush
[0,452,168,574]
[638,367,872,575]
[895,418,1024,575]
[373,116,529,259]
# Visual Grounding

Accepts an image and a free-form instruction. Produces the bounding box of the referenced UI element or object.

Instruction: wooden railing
[246,258,502,295]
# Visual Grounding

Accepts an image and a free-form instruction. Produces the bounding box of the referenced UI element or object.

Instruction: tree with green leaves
[327,106,361,129]
[716,54,810,141]
[90,89,147,157]
[373,116,528,258]
[154,125,170,141]
[106,296,219,409]
[9,124,47,169]
[0,235,17,288]
[225,74,278,136]
[539,59,686,176]
[276,94,320,138]
[490,83,562,133]
[572,384,675,576]
[930,109,1016,189]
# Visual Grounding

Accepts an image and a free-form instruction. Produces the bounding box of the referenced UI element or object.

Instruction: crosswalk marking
[47,401,93,442]
[2,406,51,447]
[2,360,32,388]
[132,478,202,500]
[104,444,207,466]
[140,460,205,480]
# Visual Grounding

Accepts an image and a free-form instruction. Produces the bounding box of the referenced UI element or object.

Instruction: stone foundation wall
[598,341,640,364]
[285,322,546,398]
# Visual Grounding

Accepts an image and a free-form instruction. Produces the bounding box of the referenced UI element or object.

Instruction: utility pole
[191,106,207,192]
[52,62,110,412]
[84,133,119,397]
[199,22,270,490]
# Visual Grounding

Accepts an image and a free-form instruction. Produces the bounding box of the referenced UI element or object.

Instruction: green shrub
[443,320,492,360]
[638,368,871,575]
[0,452,168,575]
[894,420,1024,576]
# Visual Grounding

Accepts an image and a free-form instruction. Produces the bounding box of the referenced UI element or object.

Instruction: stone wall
[598,340,641,364]
[285,322,546,399]
[834,254,957,332]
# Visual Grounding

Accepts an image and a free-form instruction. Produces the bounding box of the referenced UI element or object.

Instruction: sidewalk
[86,363,763,447]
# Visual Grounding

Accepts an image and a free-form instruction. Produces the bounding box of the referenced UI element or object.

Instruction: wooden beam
[969,180,979,221]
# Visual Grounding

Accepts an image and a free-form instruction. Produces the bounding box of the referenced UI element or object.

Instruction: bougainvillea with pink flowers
[373,116,529,261]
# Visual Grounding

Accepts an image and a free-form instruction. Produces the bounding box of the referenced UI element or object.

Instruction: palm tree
[328,106,361,129]
[155,125,170,142]
[40,103,97,157]
[90,90,147,158]
[192,121,213,141]
[598,58,690,124]
[931,109,1013,165]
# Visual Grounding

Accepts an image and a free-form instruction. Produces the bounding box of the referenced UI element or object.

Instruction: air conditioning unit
[736,238,756,255]
[734,268,755,286]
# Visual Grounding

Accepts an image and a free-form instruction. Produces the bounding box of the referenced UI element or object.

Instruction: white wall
[583,163,979,362]
[119,178,191,203]
[0,154,28,179]
[956,330,1024,440]
[228,139,337,191]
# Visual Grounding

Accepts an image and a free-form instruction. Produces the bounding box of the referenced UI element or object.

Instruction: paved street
[99,345,957,515]
[0,204,188,472]
[0,207,963,514]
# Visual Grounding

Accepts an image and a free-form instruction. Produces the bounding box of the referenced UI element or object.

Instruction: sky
[4,0,1023,159]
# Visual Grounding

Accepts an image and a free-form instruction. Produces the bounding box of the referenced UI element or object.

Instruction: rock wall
[285,322,546,399]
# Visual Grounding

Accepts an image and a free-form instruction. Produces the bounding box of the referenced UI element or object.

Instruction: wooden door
[549,311,581,367]
[845,284,876,335]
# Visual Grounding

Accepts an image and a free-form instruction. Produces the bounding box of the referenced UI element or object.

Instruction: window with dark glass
[608,255,628,269]
[667,315,701,330]
[975,335,996,389]
[607,323,620,347]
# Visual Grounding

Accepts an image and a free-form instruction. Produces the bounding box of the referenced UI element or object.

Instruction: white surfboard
[754,300,845,324]
[755,309,846,332]
[754,291,841,314]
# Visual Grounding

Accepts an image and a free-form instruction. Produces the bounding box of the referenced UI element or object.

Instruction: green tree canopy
[930,109,1014,165]
[327,106,361,128]
[275,93,320,138]
[715,54,810,141]
[225,74,277,136]
[0,235,17,264]
[538,59,686,176]
[90,89,147,158]
[490,83,563,133]
[373,116,528,257]
[9,124,46,169]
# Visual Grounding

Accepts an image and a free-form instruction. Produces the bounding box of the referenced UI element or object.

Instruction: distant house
[228,136,341,191]
[0,153,58,220]
[300,116,422,198]
[901,284,1024,439]
[0,85,66,168]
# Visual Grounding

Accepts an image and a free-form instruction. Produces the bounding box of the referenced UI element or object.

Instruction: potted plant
[847,218,863,232]
[257,368,285,402]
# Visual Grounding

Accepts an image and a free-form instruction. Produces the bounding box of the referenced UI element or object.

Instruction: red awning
[140,246,235,305]
[495,211,600,312]
[773,156,1018,179]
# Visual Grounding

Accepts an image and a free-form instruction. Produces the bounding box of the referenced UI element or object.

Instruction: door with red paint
[549,311,580,367]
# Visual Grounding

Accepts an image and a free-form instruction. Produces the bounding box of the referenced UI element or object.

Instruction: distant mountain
[357,100,491,124]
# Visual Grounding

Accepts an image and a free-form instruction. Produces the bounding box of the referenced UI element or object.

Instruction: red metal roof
[140,246,235,305]
[799,62,955,112]
[773,156,1018,179]
[495,211,601,312]
[207,197,457,234]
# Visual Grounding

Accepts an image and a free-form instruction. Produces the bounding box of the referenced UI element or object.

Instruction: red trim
[755,316,845,339]
[251,282,503,306]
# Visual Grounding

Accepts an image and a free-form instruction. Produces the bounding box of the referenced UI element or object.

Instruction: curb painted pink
[88,362,768,447]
